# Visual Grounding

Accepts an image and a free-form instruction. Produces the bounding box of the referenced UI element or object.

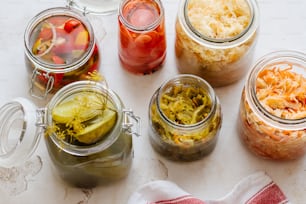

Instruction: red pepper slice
[64,19,81,33]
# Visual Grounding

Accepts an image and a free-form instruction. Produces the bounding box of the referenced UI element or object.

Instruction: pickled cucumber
[52,93,106,123]
[51,92,118,144]
[75,109,117,144]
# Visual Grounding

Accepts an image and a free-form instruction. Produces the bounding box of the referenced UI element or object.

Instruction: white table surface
[0,0,305,203]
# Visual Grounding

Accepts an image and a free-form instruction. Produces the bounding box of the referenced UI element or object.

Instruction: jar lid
[0,98,42,167]
[67,0,120,15]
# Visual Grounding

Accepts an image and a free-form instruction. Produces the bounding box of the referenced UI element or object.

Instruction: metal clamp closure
[122,109,141,137]
[30,68,54,99]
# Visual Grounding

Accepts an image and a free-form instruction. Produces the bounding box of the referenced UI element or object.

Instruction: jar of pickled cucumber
[24,3,107,100]
[118,0,166,74]
[148,74,222,161]
[175,0,259,87]
[238,50,306,160]
[0,81,140,187]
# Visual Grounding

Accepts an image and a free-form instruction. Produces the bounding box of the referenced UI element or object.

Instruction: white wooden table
[0,0,305,203]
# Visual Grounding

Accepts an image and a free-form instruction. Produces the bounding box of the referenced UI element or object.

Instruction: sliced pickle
[52,92,106,123]
[74,109,117,144]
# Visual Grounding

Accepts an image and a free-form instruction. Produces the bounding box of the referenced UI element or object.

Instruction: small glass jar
[175,0,259,87]
[148,74,222,161]
[118,0,166,74]
[0,81,140,187]
[238,50,306,160]
[24,4,106,100]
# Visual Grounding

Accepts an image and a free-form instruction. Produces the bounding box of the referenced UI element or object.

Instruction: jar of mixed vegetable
[175,0,259,87]
[0,80,140,187]
[148,74,222,161]
[24,7,102,100]
[238,51,306,160]
[118,0,166,74]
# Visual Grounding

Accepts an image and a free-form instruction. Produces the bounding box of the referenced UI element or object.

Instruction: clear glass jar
[148,74,222,161]
[118,0,166,74]
[24,6,103,100]
[175,0,259,87]
[238,50,306,160]
[0,81,140,187]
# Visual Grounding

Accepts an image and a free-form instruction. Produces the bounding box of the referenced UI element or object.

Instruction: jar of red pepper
[24,7,101,100]
[118,0,167,74]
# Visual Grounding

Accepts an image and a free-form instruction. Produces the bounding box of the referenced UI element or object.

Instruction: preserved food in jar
[45,81,140,187]
[24,8,100,99]
[175,0,259,87]
[238,51,306,160]
[118,0,166,74]
[0,81,140,188]
[149,75,222,161]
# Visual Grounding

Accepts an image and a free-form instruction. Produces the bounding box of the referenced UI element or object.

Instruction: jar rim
[246,50,306,129]
[178,0,259,49]
[155,74,217,129]
[46,80,124,156]
[24,7,96,74]
[118,0,165,32]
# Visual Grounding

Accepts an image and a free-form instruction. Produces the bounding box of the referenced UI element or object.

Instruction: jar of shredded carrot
[238,50,306,160]
[148,74,222,161]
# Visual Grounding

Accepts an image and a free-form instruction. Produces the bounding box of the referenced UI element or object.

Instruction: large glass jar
[148,74,222,161]
[238,51,306,160]
[175,0,259,87]
[0,81,140,187]
[118,0,166,74]
[24,7,103,100]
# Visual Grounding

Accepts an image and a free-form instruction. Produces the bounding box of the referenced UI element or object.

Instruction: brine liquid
[26,15,100,94]
[118,0,166,74]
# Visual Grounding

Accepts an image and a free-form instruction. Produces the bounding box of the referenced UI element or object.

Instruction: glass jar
[175,0,259,87]
[238,50,306,160]
[148,74,222,161]
[0,81,140,187]
[24,4,106,100]
[118,0,166,74]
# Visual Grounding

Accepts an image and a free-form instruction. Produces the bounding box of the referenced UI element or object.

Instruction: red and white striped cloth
[127,171,290,204]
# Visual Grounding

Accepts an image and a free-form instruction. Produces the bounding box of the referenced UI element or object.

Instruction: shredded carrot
[256,64,306,119]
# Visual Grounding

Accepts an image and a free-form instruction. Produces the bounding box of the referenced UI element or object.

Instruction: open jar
[0,81,140,187]
[24,2,109,101]
[118,0,166,74]
[238,50,306,160]
[148,74,222,161]
[175,0,259,87]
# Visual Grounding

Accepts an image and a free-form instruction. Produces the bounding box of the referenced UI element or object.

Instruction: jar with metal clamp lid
[24,0,110,101]
[0,80,140,188]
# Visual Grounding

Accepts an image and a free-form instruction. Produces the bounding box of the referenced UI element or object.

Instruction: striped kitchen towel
[127,171,289,204]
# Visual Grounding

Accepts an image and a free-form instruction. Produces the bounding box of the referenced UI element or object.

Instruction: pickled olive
[149,75,222,161]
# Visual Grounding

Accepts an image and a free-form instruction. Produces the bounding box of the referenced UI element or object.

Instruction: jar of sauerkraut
[148,74,222,161]
[238,51,306,160]
[175,0,259,87]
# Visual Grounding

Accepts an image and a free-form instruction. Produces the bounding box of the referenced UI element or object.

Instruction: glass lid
[67,0,121,15]
[0,98,42,167]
